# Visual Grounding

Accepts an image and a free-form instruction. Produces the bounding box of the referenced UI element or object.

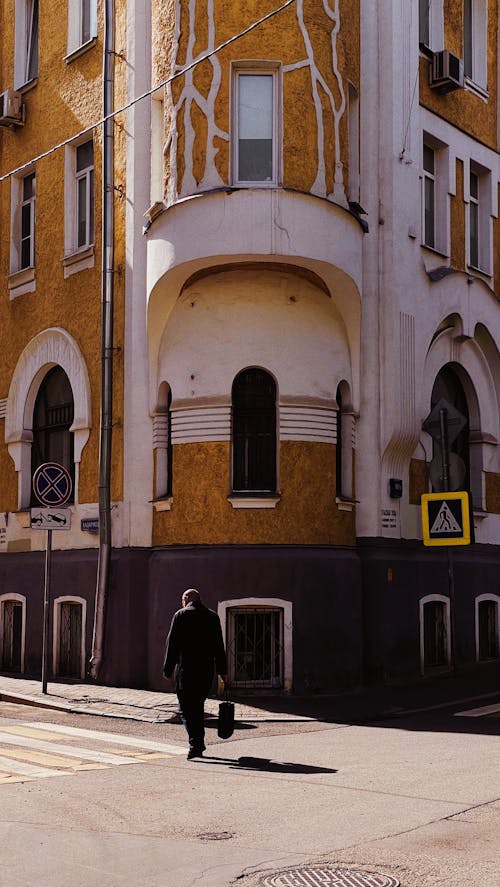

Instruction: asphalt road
[0,696,498,887]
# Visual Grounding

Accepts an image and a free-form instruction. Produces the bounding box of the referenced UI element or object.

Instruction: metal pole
[41,529,52,694]
[439,407,456,671]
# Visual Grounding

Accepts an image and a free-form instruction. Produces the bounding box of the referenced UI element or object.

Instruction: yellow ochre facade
[0,1,500,695]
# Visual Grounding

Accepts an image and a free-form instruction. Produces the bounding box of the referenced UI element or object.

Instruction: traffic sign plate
[32,462,72,507]
[31,508,71,531]
[422,398,467,444]
[421,491,473,546]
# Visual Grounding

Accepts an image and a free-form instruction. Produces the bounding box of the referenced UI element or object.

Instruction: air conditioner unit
[0,89,25,126]
[430,50,464,93]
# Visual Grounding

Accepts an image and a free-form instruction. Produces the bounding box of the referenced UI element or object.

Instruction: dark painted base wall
[0,540,499,694]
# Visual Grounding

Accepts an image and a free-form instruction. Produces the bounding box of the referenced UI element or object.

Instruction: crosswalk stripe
[455,702,500,717]
[0,731,142,766]
[0,754,68,779]
[26,721,186,755]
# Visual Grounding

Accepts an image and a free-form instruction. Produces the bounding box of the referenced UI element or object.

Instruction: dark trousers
[177,689,206,751]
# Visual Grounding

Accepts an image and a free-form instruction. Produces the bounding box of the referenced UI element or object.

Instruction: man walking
[163,588,227,759]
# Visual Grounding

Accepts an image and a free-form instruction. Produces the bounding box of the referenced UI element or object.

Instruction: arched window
[53,596,86,679]
[430,366,470,492]
[420,594,451,673]
[0,594,26,673]
[232,369,277,493]
[31,367,74,502]
[476,595,500,661]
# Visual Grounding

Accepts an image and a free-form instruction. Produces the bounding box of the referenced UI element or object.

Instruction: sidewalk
[0,666,499,725]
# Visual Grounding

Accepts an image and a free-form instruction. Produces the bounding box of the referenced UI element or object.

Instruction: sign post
[32,463,72,694]
[421,401,471,672]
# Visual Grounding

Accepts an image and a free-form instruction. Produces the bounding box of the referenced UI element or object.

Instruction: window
[423,144,436,249]
[348,84,360,203]
[476,596,500,661]
[463,0,488,89]
[420,595,451,673]
[31,367,75,504]
[76,141,94,249]
[467,162,492,274]
[469,169,479,267]
[233,68,279,186]
[54,597,86,679]
[0,595,26,674]
[20,172,35,269]
[232,368,277,493]
[421,135,449,254]
[419,0,430,47]
[227,607,283,689]
[14,0,39,89]
[430,366,470,493]
[67,0,97,57]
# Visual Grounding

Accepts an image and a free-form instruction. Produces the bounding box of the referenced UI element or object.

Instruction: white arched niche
[5,328,92,508]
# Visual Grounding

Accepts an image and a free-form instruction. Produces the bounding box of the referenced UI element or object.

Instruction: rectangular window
[14,0,39,88]
[227,608,283,688]
[419,0,430,47]
[463,0,488,89]
[20,172,36,269]
[423,145,435,249]
[67,0,97,57]
[469,170,479,268]
[76,140,94,249]
[463,0,473,77]
[467,161,492,274]
[233,68,278,186]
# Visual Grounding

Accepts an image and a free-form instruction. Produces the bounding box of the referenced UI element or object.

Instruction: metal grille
[423,600,447,668]
[478,599,499,660]
[0,601,22,672]
[228,607,283,689]
[58,602,83,678]
[264,868,400,887]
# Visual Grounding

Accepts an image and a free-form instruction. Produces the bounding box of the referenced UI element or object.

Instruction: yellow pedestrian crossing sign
[421,492,473,546]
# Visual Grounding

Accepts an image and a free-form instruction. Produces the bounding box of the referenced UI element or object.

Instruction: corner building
[0,1,499,694]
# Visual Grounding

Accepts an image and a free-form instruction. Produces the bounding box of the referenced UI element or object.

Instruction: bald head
[182,588,201,607]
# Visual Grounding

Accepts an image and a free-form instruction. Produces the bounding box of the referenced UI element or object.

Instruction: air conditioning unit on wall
[430,50,464,93]
[0,89,25,126]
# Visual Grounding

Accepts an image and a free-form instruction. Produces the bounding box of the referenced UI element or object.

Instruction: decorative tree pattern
[164,0,347,205]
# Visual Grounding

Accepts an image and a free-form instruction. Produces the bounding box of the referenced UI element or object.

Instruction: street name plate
[264,868,399,887]
[30,508,71,531]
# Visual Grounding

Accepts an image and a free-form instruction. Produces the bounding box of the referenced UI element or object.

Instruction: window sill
[467,263,492,280]
[16,78,38,95]
[62,245,95,278]
[152,497,173,512]
[420,243,449,260]
[228,494,280,509]
[64,38,98,64]
[464,78,489,101]
[9,266,35,299]
[336,497,356,512]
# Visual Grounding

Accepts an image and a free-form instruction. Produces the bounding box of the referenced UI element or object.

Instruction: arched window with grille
[31,367,75,503]
[430,366,470,493]
[476,595,500,661]
[232,368,277,493]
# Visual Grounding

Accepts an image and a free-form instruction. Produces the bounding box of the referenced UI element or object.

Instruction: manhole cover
[264,868,400,887]
[197,831,234,841]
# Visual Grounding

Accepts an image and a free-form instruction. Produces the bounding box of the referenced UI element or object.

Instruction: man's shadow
[197,755,337,775]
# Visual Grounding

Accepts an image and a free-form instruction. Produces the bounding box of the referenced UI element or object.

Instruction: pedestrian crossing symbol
[421,492,473,546]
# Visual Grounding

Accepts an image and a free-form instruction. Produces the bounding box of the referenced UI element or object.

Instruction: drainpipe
[90,0,115,680]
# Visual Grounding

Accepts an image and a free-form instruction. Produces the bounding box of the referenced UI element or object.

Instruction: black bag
[218,695,235,739]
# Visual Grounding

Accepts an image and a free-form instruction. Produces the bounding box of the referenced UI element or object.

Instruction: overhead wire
[0,0,296,184]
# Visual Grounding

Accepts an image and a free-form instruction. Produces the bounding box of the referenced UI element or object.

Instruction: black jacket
[163,601,227,693]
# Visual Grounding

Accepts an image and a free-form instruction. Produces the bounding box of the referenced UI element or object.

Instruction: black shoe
[187,747,203,760]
